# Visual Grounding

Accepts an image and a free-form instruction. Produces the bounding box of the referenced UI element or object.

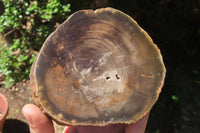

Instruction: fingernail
[63,126,70,133]
[22,104,34,125]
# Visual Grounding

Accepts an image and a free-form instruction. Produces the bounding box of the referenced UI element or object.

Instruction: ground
[0,76,65,132]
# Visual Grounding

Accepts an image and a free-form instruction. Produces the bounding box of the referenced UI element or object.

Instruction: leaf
[172,95,179,102]
[63,4,71,12]
[28,3,38,12]
[17,55,28,62]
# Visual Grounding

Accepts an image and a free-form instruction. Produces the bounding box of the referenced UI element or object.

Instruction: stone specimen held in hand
[30,7,166,126]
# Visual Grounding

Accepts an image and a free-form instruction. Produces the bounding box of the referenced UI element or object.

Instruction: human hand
[22,104,149,133]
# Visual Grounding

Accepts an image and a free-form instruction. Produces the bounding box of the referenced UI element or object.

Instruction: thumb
[126,112,149,133]
[22,104,54,133]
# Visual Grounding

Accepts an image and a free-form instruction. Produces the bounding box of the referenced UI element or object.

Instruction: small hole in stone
[106,76,110,80]
[116,74,120,80]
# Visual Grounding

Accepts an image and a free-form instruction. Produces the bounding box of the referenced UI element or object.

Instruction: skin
[22,104,149,133]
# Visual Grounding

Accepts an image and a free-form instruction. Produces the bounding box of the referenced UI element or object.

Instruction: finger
[125,112,149,133]
[64,113,149,133]
[65,124,126,133]
[22,104,54,133]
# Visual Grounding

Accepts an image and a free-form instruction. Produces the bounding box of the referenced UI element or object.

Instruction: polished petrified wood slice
[30,7,166,126]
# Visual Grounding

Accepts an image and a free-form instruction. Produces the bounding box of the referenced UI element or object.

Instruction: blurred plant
[0,40,35,88]
[155,129,160,133]
[0,0,71,88]
[171,95,179,102]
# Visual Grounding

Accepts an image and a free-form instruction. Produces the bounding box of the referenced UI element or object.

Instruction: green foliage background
[0,0,200,132]
[0,0,71,87]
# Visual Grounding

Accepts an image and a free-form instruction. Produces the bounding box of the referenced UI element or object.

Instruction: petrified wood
[30,7,166,126]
